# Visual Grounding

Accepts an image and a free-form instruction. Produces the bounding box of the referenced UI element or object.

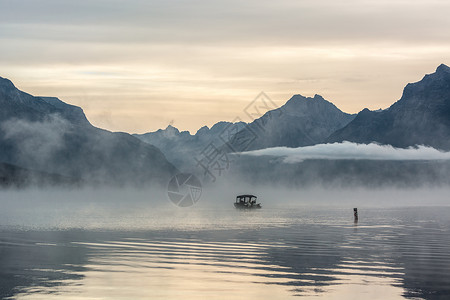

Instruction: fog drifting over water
[1,185,449,231]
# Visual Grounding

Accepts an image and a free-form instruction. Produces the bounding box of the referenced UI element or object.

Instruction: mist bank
[1,186,449,231]
[218,155,450,190]
[241,142,450,162]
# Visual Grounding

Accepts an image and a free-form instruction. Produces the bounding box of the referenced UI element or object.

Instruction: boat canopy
[237,194,257,198]
[236,194,257,202]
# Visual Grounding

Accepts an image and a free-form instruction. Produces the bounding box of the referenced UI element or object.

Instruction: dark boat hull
[234,203,262,209]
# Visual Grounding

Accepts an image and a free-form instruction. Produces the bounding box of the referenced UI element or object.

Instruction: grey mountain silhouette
[228,94,355,152]
[0,76,176,186]
[328,64,450,150]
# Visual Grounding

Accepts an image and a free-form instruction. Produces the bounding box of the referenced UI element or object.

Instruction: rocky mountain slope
[328,64,450,150]
[0,76,176,186]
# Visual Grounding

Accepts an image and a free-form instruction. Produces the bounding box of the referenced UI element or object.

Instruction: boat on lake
[234,194,262,209]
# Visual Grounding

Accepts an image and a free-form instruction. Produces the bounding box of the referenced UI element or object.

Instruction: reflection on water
[1,207,450,299]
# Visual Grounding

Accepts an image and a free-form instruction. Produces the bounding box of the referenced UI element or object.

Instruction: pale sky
[1,0,450,133]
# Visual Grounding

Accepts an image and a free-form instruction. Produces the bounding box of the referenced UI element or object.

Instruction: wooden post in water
[353,208,358,223]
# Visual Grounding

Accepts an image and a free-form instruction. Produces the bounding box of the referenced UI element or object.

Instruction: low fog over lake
[1,186,450,299]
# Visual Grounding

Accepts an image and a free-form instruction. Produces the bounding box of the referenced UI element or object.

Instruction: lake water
[1,206,450,299]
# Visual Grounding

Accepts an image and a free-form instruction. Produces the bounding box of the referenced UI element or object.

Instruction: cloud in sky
[1,0,450,133]
[241,142,450,163]
[2,0,450,44]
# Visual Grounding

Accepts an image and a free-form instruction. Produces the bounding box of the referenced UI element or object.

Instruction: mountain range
[1,64,450,187]
[136,64,450,166]
[134,122,246,169]
[134,94,356,169]
[227,94,355,152]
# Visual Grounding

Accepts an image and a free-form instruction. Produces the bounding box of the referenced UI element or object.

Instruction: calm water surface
[1,207,450,299]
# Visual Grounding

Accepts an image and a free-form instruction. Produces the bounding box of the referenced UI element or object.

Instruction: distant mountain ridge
[134,94,356,169]
[227,94,356,152]
[134,64,450,174]
[2,64,450,187]
[134,122,246,169]
[328,64,450,150]
[0,76,176,186]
